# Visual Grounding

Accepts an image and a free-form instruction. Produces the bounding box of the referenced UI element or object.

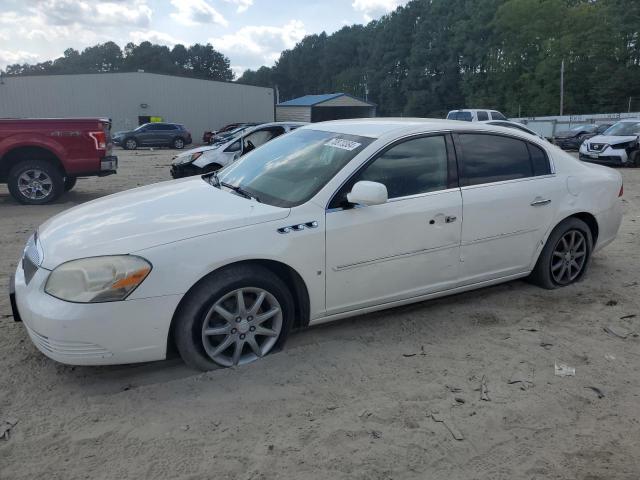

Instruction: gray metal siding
[0,72,275,139]
[316,96,373,108]
[275,106,311,122]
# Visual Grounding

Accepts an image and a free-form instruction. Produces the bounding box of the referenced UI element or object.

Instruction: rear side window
[459,134,533,185]
[528,143,551,176]
[447,111,473,121]
[490,111,508,120]
[477,111,489,121]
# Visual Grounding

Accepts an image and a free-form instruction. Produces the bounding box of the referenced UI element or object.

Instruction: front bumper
[11,262,181,366]
[579,146,628,166]
[170,163,202,179]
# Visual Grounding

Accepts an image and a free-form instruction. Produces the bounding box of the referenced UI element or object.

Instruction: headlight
[174,151,203,166]
[45,255,152,303]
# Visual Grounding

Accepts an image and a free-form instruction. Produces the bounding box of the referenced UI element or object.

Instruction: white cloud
[0,50,41,68]
[223,0,253,13]
[211,19,305,66]
[31,0,152,28]
[129,30,184,47]
[170,0,228,27]
[352,0,405,21]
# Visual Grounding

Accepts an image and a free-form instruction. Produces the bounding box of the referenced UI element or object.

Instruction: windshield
[603,121,640,137]
[569,124,594,132]
[216,128,374,207]
[134,124,148,132]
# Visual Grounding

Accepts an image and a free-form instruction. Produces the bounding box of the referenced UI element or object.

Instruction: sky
[0,0,410,77]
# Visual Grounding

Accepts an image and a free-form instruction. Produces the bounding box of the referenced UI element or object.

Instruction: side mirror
[346,181,388,206]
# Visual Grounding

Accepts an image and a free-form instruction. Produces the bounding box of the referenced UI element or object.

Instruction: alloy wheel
[550,229,587,285]
[201,287,283,367]
[17,169,53,201]
[125,139,137,149]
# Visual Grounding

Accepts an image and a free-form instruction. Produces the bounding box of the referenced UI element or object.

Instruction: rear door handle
[445,215,457,223]
[530,198,551,207]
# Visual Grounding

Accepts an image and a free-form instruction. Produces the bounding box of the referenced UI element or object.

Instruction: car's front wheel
[529,217,593,289]
[174,265,294,370]
[173,137,185,149]
[124,138,138,150]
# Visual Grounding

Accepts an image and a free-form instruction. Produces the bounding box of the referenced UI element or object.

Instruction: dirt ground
[1,148,639,480]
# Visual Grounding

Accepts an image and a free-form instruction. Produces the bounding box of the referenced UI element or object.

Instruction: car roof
[300,118,536,140]
[616,118,640,123]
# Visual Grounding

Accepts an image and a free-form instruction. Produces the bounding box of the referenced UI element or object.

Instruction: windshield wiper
[221,181,260,202]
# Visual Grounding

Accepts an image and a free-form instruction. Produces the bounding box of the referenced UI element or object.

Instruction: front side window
[490,111,508,121]
[459,134,533,186]
[345,136,449,200]
[217,129,373,207]
[477,111,489,121]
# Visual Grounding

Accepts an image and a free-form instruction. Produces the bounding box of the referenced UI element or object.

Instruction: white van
[447,109,508,122]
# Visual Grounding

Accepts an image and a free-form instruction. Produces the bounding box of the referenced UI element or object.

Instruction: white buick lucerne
[10,119,623,370]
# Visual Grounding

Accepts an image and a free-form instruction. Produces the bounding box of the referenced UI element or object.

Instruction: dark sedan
[113,123,192,150]
[553,124,611,150]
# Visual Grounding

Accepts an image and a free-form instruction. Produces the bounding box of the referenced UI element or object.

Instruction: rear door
[454,133,564,284]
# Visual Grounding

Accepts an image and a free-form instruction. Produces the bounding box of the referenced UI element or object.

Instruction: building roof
[277,93,375,107]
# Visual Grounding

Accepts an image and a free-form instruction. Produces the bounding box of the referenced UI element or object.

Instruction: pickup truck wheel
[124,138,137,150]
[173,137,185,149]
[64,176,77,192]
[8,160,64,205]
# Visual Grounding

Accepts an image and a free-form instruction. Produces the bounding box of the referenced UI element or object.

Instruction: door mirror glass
[347,181,388,206]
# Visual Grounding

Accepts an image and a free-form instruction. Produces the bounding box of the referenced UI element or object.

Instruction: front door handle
[445,215,457,223]
[530,198,551,207]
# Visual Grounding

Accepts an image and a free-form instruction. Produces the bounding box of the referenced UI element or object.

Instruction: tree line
[3,41,234,82]
[239,0,640,117]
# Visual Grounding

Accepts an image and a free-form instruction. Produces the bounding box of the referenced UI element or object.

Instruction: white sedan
[10,119,623,370]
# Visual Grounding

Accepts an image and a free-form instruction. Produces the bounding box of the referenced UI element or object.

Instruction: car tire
[629,150,640,168]
[173,137,185,149]
[64,176,77,192]
[174,264,294,371]
[123,138,138,150]
[7,159,64,205]
[529,217,593,289]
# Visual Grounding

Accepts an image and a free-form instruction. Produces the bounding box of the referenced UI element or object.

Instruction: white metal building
[0,72,275,139]
[276,93,376,123]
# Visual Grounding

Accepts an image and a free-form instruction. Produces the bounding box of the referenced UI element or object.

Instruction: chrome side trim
[334,242,459,271]
[462,228,538,246]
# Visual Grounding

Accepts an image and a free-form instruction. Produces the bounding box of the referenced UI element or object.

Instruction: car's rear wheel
[124,138,137,150]
[7,160,64,205]
[173,137,185,149]
[174,265,294,370]
[64,176,77,192]
[529,217,592,289]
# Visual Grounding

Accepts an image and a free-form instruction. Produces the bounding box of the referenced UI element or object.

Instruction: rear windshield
[447,111,473,121]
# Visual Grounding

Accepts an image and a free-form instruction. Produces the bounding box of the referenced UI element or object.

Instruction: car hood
[37,177,290,269]
[586,134,638,146]
[555,130,581,139]
[173,144,220,160]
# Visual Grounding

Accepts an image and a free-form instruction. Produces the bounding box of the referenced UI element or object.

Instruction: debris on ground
[446,385,462,393]
[605,354,616,361]
[584,386,605,399]
[604,326,629,339]
[606,300,618,306]
[480,375,490,401]
[623,281,638,288]
[540,340,554,349]
[519,327,538,332]
[508,372,534,390]
[0,418,18,441]
[554,362,575,377]
[453,397,465,405]
[370,430,382,439]
[620,314,636,320]
[431,412,464,441]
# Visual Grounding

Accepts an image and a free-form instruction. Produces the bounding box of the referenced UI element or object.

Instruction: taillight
[618,183,623,197]
[89,131,107,150]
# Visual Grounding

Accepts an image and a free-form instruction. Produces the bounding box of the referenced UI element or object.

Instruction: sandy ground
[1,148,639,479]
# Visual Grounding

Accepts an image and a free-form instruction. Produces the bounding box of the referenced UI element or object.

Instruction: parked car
[171,122,305,178]
[203,123,259,144]
[207,123,261,146]
[0,118,117,204]
[580,123,612,143]
[579,119,640,166]
[553,124,603,150]
[10,119,623,370]
[482,120,548,141]
[447,109,508,122]
[113,123,192,150]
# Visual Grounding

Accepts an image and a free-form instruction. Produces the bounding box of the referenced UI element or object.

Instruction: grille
[22,233,43,285]
[25,326,112,359]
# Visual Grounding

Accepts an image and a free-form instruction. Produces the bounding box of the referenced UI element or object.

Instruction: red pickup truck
[0,118,118,204]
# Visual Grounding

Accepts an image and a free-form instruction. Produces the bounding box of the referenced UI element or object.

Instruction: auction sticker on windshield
[324,138,362,151]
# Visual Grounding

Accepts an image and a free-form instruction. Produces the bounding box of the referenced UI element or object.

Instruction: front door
[325,134,462,315]
[454,133,562,284]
